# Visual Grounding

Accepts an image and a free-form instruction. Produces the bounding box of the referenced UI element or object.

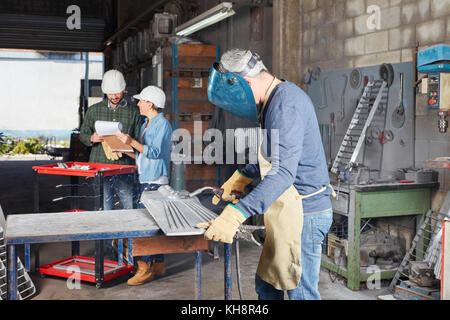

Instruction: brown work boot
[152,261,166,277]
[127,261,155,286]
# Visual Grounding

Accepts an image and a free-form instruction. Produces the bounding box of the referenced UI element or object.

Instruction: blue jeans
[255,209,333,300]
[137,183,164,264]
[103,174,136,259]
[103,174,135,210]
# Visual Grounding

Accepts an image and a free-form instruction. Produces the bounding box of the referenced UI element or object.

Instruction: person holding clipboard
[115,85,173,286]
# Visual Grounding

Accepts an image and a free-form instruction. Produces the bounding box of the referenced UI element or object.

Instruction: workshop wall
[300,0,450,192]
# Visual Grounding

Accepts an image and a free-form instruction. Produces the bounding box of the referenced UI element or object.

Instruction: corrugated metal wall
[0,0,115,52]
[0,14,105,52]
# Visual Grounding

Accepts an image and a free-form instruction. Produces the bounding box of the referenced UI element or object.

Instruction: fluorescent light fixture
[176,2,235,37]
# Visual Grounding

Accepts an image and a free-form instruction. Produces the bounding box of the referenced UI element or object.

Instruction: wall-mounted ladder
[331,80,388,175]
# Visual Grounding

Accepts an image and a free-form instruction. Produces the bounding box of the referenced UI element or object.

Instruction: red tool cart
[31,162,137,288]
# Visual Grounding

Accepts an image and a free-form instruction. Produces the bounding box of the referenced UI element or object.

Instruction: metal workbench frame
[5,209,233,300]
[322,182,438,291]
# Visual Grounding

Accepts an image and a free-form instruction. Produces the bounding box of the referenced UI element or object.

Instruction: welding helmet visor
[207,62,258,123]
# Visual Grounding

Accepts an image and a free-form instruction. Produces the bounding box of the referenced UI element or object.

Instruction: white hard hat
[133,86,166,109]
[101,69,126,94]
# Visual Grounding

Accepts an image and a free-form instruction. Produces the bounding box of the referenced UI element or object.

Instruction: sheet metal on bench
[140,187,218,236]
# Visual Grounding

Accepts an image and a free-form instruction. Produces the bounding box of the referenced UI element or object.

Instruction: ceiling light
[175,2,235,37]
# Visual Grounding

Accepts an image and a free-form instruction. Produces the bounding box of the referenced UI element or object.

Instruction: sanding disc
[350,68,362,89]
[379,63,394,87]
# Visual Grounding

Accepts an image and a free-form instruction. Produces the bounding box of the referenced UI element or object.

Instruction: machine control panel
[428,73,440,109]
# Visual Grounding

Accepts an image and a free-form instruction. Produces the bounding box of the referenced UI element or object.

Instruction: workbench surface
[5,209,162,244]
[332,181,439,193]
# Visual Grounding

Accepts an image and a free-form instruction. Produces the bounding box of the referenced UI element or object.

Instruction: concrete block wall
[302,0,450,72]
[300,0,450,192]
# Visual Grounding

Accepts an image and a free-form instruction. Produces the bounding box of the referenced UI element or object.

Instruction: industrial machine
[418,44,450,134]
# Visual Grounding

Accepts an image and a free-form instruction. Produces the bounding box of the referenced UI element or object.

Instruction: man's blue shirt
[235,81,332,216]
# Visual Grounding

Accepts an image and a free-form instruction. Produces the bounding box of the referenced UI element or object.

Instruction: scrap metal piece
[409,261,434,287]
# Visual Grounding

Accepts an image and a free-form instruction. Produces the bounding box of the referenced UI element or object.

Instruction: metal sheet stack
[0,225,36,300]
[140,185,217,236]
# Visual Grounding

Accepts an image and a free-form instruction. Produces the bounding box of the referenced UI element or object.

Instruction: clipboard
[95,121,134,152]
[103,135,133,152]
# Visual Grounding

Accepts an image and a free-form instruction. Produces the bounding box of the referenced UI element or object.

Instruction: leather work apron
[254,77,330,290]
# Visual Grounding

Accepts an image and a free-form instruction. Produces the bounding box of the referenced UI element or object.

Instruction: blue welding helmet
[207,62,258,123]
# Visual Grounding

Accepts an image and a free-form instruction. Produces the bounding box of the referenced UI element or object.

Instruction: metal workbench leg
[32,170,40,272]
[127,238,133,267]
[224,243,232,300]
[347,189,361,291]
[7,244,17,300]
[195,251,202,300]
[95,173,104,211]
[24,244,30,272]
[95,240,104,289]
[133,169,139,209]
[33,169,39,213]
[94,174,105,288]
[71,176,80,256]
[118,239,123,265]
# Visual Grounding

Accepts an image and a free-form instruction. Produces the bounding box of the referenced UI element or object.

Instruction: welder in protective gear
[197,49,335,300]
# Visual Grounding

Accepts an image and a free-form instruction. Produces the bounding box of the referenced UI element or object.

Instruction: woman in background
[116,85,172,286]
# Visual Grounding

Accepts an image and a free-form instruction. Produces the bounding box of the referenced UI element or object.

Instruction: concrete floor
[0,159,391,300]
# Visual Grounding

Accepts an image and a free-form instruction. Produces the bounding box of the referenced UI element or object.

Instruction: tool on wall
[378,130,394,145]
[338,75,348,121]
[391,73,406,129]
[350,68,362,89]
[318,76,329,110]
[380,63,394,88]
[330,112,335,161]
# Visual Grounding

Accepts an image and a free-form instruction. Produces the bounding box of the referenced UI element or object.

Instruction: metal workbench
[5,209,233,300]
[322,181,439,291]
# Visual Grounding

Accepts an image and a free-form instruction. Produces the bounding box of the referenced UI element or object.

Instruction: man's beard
[108,97,123,105]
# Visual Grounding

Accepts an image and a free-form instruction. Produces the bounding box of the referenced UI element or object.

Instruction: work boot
[127,261,154,286]
[152,261,166,277]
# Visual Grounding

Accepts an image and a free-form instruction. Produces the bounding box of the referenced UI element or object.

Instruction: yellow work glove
[102,141,122,161]
[212,170,253,205]
[196,204,248,243]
